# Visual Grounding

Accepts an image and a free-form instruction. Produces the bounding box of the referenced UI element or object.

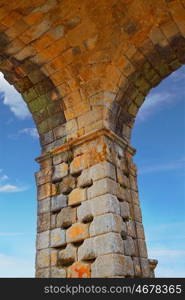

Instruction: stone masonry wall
[35,129,156,278]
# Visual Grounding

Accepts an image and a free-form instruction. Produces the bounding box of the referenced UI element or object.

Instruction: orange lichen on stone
[66,223,89,243]
[67,261,91,278]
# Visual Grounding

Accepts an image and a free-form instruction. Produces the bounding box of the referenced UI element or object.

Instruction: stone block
[131,190,139,205]
[117,168,129,187]
[91,254,126,278]
[67,261,91,278]
[58,243,77,266]
[36,231,50,250]
[37,213,50,232]
[125,256,134,277]
[140,258,150,277]
[38,183,56,200]
[51,248,58,266]
[78,232,124,260]
[37,198,50,214]
[133,257,142,277]
[68,188,87,206]
[36,268,50,278]
[120,201,130,220]
[89,213,124,237]
[126,221,136,238]
[135,222,145,239]
[50,213,57,229]
[138,239,148,258]
[53,151,70,165]
[51,194,67,212]
[77,194,120,222]
[56,207,76,229]
[87,178,117,199]
[133,204,142,222]
[60,175,76,195]
[66,223,89,243]
[50,228,66,247]
[90,162,116,181]
[36,249,50,268]
[51,267,66,278]
[124,236,136,256]
[52,162,68,183]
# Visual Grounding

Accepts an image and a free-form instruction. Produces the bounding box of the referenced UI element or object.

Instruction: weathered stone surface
[124,236,136,256]
[135,222,145,239]
[91,254,126,278]
[37,231,50,250]
[59,175,76,195]
[56,206,76,228]
[51,248,58,266]
[78,232,124,260]
[68,188,87,206]
[87,178,117,199]
[77,194,120,222]
[77,161,116,187]
[36,268,50,278]
[51,194,67,212]
[52,162,68,183]
[126,221,136,238]
[38,183,56,200]
[138,239,148,258]
[89,213,124,237]
[37,213,50,232]
[125,256,134,277]
[36,249,50,268]
[117,168,129,187]
[50,228,66,247]
[37,198,50,214]
[58,243,77,266]
[133,257,142,277]
[67,261,91,278]
[140,258,151,277]
[133,204,142,222]
[120,201,130,220]
[66,223,89,243]
[51,267,66,278]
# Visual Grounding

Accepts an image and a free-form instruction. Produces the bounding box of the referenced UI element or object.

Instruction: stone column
[35,128,157,278]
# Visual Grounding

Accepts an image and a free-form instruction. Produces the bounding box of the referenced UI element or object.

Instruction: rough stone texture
[120,201,131,220]
[50,228,66,247]
[36,249,50,269]
[37,198,50,214]
[36,268,50,278]
[58,243,77,266]
[59,175,76,195]
[67,261,91,278]
[36,231,50,250]
[51,194,67,212]
[77,194,120,222]
[56,207,76,229]
[89,213,125,237]
[124,236,136,257]
[91,254,126,278]
[87,178,118,199]
[78,232,124,260]
[52,162,68,183]
[68,188,87,206]
[51,267,66,278]
[66,223,89,243]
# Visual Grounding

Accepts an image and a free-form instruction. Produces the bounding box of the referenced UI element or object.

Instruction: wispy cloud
[138,157,185,175]
[0,174,8,182]
[0,72,30,119]
[136,92,173,122]
[0,184,28,193]
[19,128,39,138]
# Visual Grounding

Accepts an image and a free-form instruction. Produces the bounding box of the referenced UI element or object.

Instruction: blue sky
[0,66,185,277]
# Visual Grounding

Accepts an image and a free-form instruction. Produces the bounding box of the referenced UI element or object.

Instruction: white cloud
[138,157,185,175]
[0,72,30,119]
[19,128,39,138]
[136,92,173,122]
[0,253,34,277]
[0,184,28,193]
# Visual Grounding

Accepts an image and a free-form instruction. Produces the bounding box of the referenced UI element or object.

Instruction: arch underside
[0,0,184,149]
